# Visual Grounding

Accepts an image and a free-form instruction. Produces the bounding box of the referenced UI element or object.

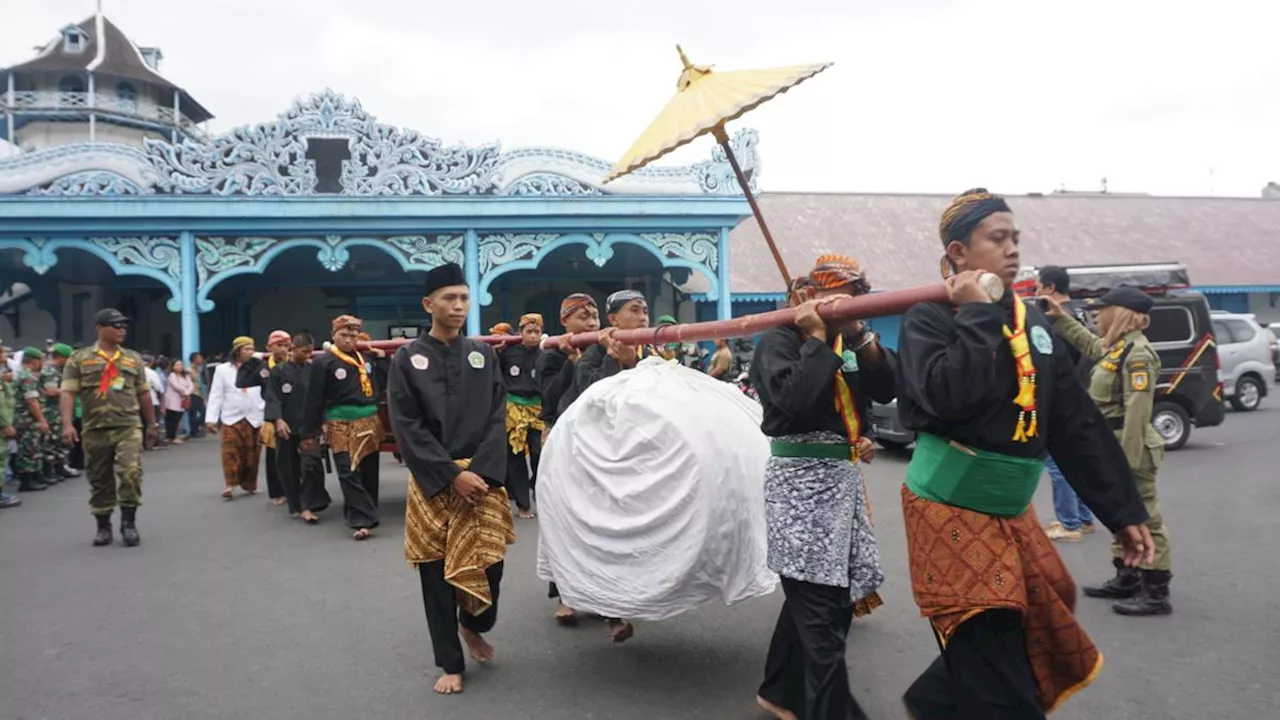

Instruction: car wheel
[1152,401,1191,450]
[1229,376,1263,412]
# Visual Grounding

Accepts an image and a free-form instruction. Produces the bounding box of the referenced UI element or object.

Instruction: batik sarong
[221,419,261,491]
[404,459,517,615]
[902,485,1103,712]
[327,414,382,469]
[765,430,884,614]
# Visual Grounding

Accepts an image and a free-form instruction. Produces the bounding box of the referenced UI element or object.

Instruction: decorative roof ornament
[0,89,758,197]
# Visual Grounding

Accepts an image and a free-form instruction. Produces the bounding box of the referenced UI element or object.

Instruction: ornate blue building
[0,14,755,360]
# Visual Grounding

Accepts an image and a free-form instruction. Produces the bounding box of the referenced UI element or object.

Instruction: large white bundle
[536,357,777,621]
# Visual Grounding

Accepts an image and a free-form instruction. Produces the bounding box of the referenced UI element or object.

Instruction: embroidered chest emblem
[1029,325,1053,355]
[410,354,429,371]
[509,365,520,377]
[281,383,293,394]
[334,368,347,380]
[468,351,485,369]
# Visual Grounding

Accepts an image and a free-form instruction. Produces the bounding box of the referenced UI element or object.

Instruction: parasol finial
[675,45,713,91]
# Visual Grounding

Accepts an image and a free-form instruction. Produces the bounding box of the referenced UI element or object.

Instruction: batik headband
[606,289,645,315]
[559,293,597,321]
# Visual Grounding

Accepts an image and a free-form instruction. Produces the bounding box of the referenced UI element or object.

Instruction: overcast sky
[2,0,1277,196]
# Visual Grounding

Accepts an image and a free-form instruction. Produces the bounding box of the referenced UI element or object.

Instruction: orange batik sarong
[901,485,1103,713]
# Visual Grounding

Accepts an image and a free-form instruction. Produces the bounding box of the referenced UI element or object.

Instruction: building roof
[728,192,1280,293]
[3,14,213,123]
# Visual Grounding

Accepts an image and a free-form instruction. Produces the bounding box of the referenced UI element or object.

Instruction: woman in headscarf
[751,254,893,720]
[206,336,266,500]
[1044,286,1172,617]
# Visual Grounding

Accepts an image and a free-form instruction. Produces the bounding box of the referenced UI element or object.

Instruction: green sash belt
[905,432,1044,517]
[506,393,541,407]
[326,404,379,421]
[770,440,851,461]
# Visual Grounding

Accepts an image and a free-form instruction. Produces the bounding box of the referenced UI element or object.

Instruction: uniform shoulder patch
[1128,363,1150,391]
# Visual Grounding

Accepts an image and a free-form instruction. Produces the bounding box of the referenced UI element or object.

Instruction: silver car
[1210,312,1276,411]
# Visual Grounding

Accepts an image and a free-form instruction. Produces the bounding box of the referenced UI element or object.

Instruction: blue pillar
[464,229,481,336]
[178,231,198,362]
[716,226,732,321]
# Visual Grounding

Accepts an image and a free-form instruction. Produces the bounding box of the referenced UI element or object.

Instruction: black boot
[120,507,140,547]
[93,514,113,547]
[18,473,49,492]
[1083,557,1142,599]
[1113,570,1173,616]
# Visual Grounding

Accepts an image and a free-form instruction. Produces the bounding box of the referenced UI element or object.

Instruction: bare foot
[352,528,372,541]
[554,603,578,625]
[517,509,536,519]
[756,695,798,720]
[608,618,634,643]
[300,510,319,524]
[433,673,463,694]
[459,626,495,664]
[272,497,287,506]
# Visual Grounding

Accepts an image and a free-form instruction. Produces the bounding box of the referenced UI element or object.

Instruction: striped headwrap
[490,322,513,335]
[331,314,363,332]
[606,289,646,315]
[808,254,871,295]
[559,293,597,322]
[519,313,543,330]
[938,188,1012,245]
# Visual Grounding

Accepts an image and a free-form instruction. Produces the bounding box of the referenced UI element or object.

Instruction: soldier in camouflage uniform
[0,345,22,508]
[1049,285,1173,617]
[41,343,79,482]
[61,309,159,547]
[14,347,52,492]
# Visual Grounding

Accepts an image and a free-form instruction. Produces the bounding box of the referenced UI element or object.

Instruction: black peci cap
[1093,286,1154,314]
[93,308,130,325]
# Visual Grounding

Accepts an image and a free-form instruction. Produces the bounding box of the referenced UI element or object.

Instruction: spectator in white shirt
[205,336,265,500]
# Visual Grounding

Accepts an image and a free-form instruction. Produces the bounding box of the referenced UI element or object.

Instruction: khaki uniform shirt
[61,342,147,432]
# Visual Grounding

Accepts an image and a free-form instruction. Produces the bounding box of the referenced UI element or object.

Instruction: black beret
[1094,286,1154,314]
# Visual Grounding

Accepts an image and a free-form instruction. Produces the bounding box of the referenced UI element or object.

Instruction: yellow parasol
[604,46,833,284]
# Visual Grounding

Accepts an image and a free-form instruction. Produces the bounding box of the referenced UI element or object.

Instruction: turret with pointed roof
[1,12,213,151]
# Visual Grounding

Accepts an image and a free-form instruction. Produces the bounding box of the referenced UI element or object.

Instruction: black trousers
[334,451,379,529]
[265,446,283,499]
[506,430,542,511]
[758,577,869,720]
[164,410,185,441]
[903,609,1044,720]
[419,560,504,675]
[187,395,206,438]
[276,435,330,515]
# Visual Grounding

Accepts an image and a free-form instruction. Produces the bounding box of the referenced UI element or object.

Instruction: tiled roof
[5,15,213,123]
[728,192,1280,293]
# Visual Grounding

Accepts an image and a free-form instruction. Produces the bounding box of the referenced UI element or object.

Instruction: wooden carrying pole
[354,282,955,354]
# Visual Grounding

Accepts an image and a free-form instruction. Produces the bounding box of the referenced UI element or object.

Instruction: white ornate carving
[89,237,182,281]
[477,233,561,276]
[639,232,719,272]
[0,90,761,196]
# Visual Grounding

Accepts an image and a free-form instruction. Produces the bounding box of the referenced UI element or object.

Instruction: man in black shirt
[263,333,330,523]
[388,262,514,696]
[896,189,1152,718]
[498,312,545,519]
[534,293,600,624]
[750,254,895,720]
[236,330,292,507]
[301,315,382,541]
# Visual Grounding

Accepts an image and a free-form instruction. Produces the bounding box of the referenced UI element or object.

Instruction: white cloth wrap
[536,357,778,621]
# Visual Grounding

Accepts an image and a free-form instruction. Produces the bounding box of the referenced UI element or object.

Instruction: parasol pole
[710,122,791,286]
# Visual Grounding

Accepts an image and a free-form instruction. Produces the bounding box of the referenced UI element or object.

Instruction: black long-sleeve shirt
[896,298,1147,532]
[234,356,279,390]
[263,359,311,429]
[498,343,541,398]
[300,351,381,440]
[386,334,508,498]
[535,349,579,424]
[574,343,658,396]
[749,326,897,439]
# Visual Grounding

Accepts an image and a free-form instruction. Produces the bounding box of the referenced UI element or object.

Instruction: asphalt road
[1,407,1276,720]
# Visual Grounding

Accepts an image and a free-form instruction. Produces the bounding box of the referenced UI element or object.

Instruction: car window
[1225,319,1257,344]
[1148,306,1195,344]
[1211,320,1235,344]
